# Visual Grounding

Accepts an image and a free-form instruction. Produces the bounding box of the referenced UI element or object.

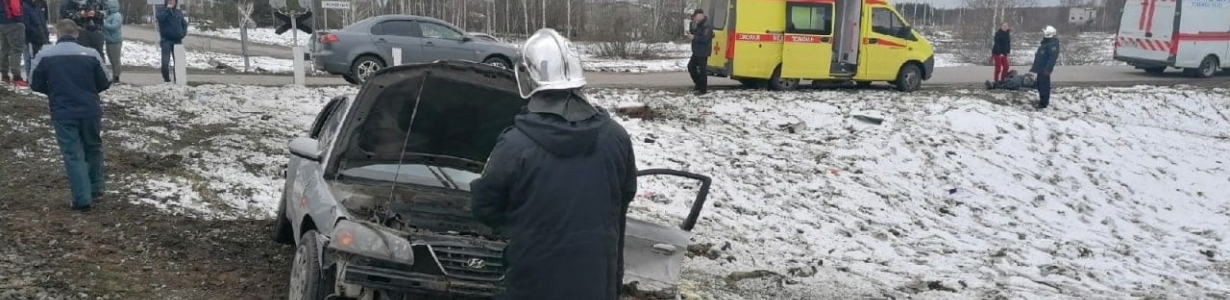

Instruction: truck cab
[702,0,934,91]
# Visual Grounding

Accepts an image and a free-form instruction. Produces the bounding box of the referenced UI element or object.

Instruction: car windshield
[340,163,481,191]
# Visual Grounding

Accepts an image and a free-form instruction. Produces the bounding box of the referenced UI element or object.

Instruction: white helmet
[1043,26,1057,38]
[516,29,586,99]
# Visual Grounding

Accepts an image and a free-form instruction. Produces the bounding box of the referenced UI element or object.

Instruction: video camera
[67,0,108,30]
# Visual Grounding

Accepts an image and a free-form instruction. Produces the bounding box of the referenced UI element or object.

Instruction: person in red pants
[992,22,1011,82]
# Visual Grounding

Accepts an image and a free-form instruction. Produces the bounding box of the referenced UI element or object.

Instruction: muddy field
[0,87,292,300]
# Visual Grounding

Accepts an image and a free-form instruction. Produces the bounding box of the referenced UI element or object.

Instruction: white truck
[1114,0,1230,77]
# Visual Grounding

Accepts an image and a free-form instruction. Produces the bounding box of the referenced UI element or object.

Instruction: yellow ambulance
[699,0,935,91]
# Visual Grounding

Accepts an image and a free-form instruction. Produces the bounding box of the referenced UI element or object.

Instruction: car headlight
[328,219,415,265]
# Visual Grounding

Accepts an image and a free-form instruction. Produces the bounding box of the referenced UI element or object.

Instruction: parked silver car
[311,15,520,84]
[272,61,713,299]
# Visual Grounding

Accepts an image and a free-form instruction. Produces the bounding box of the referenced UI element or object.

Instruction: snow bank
[91,82,1229,299]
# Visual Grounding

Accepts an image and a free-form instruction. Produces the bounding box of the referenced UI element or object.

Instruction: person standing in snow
[21,0,48,82]
[991,22,1011,83]
[29,20,111,211]
[59,0,106,56]
[156,0,186,83]
[1,0,26,86]
[470,28,638,300]
[1030,26,1060,110]
[686,9,713,95]
[101,0,119,83]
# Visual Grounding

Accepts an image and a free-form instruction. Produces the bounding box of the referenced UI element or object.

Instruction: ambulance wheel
[1189,55,1219,78]
[895,64,922,92]
[1143,67,1166,74]
[768,66,799,91]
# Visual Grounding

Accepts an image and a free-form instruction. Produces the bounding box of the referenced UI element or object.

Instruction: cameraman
[59,0,106,56]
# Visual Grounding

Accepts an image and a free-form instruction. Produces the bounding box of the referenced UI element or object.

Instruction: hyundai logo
[465,258,486,269]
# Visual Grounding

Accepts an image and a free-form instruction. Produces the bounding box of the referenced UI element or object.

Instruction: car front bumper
[342,264,502,297]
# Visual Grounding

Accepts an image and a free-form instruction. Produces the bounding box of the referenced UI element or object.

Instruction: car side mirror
[462,36,473,43]
[289,137,322,162]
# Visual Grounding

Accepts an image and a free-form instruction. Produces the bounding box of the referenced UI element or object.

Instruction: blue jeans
[160,40,178,82]
[53,118,105,208]
[1036,74,1052,108]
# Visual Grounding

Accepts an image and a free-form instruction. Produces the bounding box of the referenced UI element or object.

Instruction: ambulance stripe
[1144,0,1157,32]
[1177,32,1230,41]
[785,35,830,43]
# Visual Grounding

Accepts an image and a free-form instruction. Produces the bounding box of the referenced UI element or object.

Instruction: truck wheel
[768,66,799,91]
[289,230,331,300]
[895,64,922,92]
[1190,56,1220,78]
[1143,67,1166,74]
[272,191,294,245]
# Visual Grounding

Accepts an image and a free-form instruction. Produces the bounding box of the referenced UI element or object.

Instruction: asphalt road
[115,64,1227,89]
[122,25,294,59]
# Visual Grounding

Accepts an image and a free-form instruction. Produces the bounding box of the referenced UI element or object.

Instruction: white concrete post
[392,48,402,66]
[173,44,188,86]
[292,46,306,87]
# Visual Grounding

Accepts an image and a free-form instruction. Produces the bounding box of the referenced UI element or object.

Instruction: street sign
[321,1,349,9]
[275,11,314,35]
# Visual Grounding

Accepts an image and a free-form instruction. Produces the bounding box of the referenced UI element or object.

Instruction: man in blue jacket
[1030,26,1060,110]
[156,0,186,83]
[30,19,112,211]
[1,0,25,85]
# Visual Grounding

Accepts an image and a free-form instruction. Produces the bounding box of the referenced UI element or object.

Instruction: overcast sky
[924,0,1065,8]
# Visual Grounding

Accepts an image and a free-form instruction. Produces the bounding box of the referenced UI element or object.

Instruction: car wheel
[1143,67,1166,74]
[342,74,360,85]
[288,230,331,300]
[272,191,294,245]
[768,65,799,91]
[1192,55,1219,78]
[350,56,385,83]
[483,56,512,70]
[895,64,923,92]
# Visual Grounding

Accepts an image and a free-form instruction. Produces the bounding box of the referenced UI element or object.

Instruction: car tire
[1189,55,1219,78]
[272,191,294,245]
[895,64,923,92]
[350,56,385,84]
[288,230,331,300]
[1143,67,1166,74]
[342,74,360,85]
[483,56,513,70]
[768,65,799,91]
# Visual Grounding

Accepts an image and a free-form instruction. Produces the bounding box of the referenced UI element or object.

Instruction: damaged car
[271,60,713,300]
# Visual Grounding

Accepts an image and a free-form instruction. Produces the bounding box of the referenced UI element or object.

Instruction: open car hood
[326,61,526,176]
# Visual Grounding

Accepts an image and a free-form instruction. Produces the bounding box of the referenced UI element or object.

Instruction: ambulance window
[709,0,728,30]
[871,8,914,40]
[786,3,833,35]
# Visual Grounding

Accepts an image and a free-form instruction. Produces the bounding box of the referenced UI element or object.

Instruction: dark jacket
[59,0,105,31]
[1030,37,1060,75]
[1,0,21,24]
[992,29,1010,55]
[690,18,714,58]
[156,1,187,42]
[471,102,637,300]
[21,0,48,45]
[30,36,112,120]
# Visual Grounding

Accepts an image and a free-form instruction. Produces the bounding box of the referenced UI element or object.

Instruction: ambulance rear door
[781,0,835,80]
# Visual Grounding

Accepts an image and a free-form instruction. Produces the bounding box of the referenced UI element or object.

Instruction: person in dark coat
[1030,26,1060,110]
[21,0,48,79]
[687,9,713,95]
[156,0,186,83]
[30,20,111,211]
[992,22,1010,83]
[0,0,25,85]
[471,28,637,300]
[59,0,106,56]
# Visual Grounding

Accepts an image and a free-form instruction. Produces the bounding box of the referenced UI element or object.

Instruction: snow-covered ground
[31,81,1227,299]
[924,30,1120,67]
[30,36,301,74]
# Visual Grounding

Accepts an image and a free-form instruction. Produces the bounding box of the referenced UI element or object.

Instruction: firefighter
[470,28,638,300]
